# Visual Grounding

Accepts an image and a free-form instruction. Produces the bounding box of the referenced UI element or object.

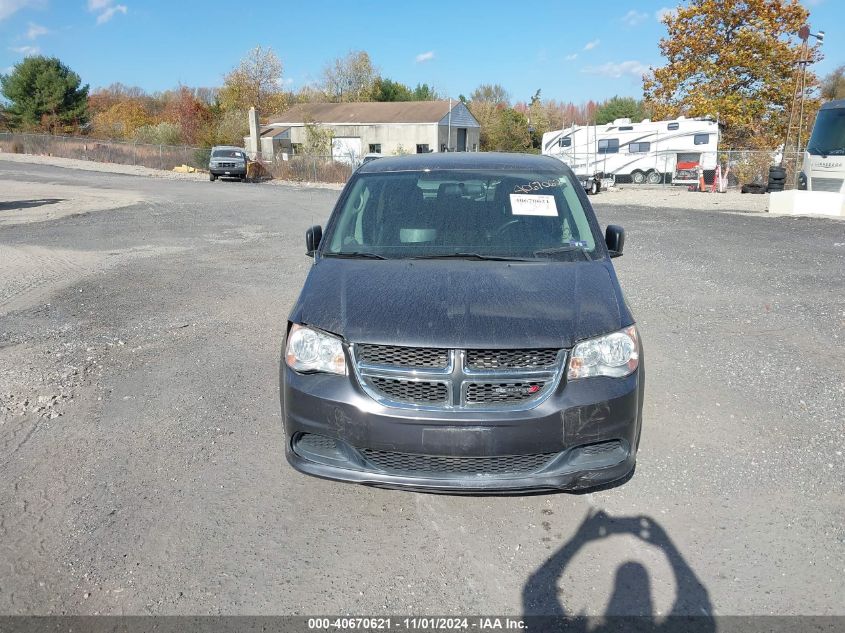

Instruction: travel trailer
[542,116,720,187]
[799,99,845,193]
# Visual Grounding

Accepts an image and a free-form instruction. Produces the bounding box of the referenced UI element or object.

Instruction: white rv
[542,116,720,186]
[799,99,845,193]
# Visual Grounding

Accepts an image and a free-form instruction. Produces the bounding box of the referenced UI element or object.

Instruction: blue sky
[1,0,842,105]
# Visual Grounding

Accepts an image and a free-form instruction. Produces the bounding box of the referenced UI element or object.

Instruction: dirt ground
[1,155,843,617]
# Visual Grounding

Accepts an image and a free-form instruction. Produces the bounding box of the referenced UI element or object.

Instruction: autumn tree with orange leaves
[643,0,821,149]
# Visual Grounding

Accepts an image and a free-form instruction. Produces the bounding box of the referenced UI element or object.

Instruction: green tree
[489,108,531,152]
[0,56,88,131]
[643,0,819,149]
[468,83,512,150]
[371,78,413,101]
[525,89,550,150]
[820,64,845,101]
[412,83,440,101]
[302,119,333,155]
[197,109,249,148]
[594,96,646,124]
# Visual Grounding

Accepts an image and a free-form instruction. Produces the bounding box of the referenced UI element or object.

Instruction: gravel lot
[1,157,843,617]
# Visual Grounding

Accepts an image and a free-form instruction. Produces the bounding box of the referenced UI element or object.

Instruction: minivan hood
[291,259,629,349]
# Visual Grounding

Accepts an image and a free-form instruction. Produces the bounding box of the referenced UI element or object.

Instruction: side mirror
[305,225,322,257]
[605,225,625,258]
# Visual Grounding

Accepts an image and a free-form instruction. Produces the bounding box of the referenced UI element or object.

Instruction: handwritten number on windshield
[514,180,560,194]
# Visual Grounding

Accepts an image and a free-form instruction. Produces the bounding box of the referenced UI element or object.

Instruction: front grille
[466,349,558,369]
[369,377,448,404]
[465,382,546,404]
[812,177,844,192]
[216,161,238,168]
[357,344,448,368]
[353,344,564,410]
[359,449,557,476]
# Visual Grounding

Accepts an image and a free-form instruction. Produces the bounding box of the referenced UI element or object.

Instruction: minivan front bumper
[280,357,644,493]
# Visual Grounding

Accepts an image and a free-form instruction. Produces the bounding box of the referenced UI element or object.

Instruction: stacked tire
[767,166,786,192]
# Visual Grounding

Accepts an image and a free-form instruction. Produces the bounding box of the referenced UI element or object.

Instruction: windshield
[322,170,600,260]
[807,107,845,156]
[212,149,245,159]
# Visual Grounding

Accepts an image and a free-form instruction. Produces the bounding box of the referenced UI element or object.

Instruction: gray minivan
[280,152,644,493]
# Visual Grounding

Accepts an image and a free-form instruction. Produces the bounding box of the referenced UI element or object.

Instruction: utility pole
[447,97,452,152]
[781,25,824,171]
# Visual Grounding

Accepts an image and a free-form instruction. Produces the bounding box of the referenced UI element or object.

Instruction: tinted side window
[694,134,709,145]
[667,122,680,131]
[559,137,572,147]
[629,142,651,153]
[598,139,619,154]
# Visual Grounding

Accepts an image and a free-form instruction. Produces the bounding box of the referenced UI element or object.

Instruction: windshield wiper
[410,252,532,261]
[322,251,387,260]
[533,244,590,260]
[806,144,828,157]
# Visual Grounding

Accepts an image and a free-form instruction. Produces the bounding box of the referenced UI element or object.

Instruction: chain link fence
[0,132,805,190]
[718,149,803,190]
[265,155,354,183]
[0,132,211,171]
[559,149,805,190]
[0,132,355,184]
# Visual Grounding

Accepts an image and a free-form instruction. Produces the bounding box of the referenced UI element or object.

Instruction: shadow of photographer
[522,509,715,632]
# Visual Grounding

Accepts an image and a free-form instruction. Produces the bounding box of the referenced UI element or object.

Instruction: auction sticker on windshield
[509,193,558,216]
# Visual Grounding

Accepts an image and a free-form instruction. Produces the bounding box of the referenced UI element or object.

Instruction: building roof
[268,101,469,126]
[260,126,290,138]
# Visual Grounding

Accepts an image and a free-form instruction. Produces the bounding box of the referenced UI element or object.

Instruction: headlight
[285,324,346,375]
[568,326,639,379]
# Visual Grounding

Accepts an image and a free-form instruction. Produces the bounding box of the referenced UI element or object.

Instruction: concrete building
[250,101,481,162]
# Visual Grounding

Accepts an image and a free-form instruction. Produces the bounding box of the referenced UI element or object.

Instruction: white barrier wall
[768,191,845,217]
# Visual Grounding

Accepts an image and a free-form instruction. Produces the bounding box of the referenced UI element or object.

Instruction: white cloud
[583,60,649,79]
[622,9,648,26]
[583,39,600,51]
[88,0,127,24]
[0,0,43,22]
[565,53,578,61]
[11,44,39,55]
[26,21,47,39]
[655,7,675,22]
[415,50,435,63]
[96,5,127,23]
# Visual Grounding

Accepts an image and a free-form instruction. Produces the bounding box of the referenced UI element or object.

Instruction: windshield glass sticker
[514,179,562,194]
[510,193,558,217]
